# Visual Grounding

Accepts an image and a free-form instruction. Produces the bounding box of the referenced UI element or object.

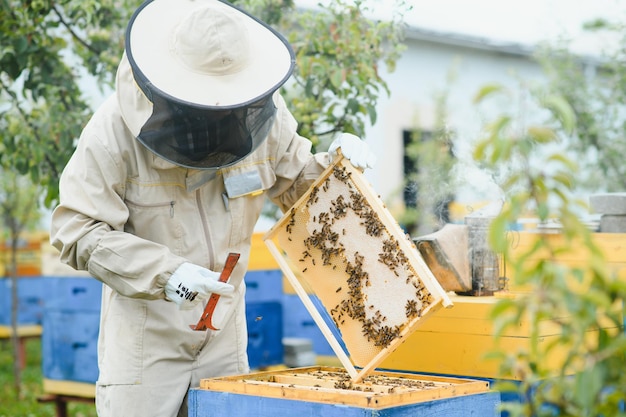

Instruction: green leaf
[547,153,577,170]
[366,104,377,125]
[473,83,505,104]
[330,68,343,89]
[489,215,510,252]
[574,366,604,412]
[541,95,576,135]
[527,125,556,143]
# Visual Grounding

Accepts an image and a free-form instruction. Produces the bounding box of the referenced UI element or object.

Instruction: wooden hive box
[191,366,498,416]
[263,154,453,382]
[504,231,626,292]
[378,294,591,380]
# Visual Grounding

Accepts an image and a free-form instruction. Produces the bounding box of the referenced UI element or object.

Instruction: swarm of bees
[284,165,435,350]
[319,369,437,392]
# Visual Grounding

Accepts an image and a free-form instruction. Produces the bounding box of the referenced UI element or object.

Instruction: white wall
[364,34,547,210]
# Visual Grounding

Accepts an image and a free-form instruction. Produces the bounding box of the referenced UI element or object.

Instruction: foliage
[534,18,626,192]
[282,0,409,150]
[0,169,41,241]
[235,0,410,151]
[0,338,97,417]
[1,0,409,208]
[0,1,136,205]
[473,84,626,416]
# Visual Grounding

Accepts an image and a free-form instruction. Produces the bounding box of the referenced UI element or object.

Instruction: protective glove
[165,262,234,310]
[328,133,377,170]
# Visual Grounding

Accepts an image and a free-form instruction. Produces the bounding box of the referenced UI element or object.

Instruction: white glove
[165,262,234,310]
[328,133,377,170]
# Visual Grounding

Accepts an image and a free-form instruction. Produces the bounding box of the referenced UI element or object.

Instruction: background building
[365,27,546,218]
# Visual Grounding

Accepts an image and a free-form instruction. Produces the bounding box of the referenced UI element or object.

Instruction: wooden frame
[200,366,489,409]
[264,155,452,382]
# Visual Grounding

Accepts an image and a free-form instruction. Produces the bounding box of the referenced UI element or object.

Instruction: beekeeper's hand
[328,133,377,170]
[165,262,234,310]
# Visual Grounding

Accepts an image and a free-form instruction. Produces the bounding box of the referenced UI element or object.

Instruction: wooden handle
[190,252,240,331]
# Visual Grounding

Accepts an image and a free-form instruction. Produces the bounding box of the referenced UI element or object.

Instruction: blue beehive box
[0,277,45,325]
[42,276,102,383]
[190,367,499,417]
[189,390,501,417]
[246,301,283,369]
[42,309,100,383]
[282,293,346,356]
[44,276,103,311]
[244,269,283,303]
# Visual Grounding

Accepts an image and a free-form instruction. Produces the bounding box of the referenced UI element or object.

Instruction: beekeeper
[50,0,375,416]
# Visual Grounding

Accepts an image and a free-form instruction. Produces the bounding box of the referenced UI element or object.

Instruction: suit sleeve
[265,94,332,212]
[50,101,185,299]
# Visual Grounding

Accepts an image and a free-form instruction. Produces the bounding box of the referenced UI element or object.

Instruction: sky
[405,0,626,54]
[300,0,626,55]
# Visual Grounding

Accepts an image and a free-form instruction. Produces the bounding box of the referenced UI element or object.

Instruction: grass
[0,337,97,417]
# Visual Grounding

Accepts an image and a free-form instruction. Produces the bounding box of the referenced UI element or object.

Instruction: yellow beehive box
[380,293,623,380]
[504,231,626,293]
[264,155,452,382]
[249,232,280,271]
[0,233,42,277]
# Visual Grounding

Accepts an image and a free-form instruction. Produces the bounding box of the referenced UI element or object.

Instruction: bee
[285,216,295,234]
[405,299,419,318]
[307,186,320,207]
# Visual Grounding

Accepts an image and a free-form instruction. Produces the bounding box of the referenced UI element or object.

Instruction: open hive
[264,154,453,382]
[199,366,490,409]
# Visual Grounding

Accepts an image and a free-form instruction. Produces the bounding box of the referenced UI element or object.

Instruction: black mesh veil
[136,93,277,169]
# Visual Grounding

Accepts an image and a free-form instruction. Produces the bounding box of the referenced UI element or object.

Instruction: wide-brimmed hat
[126,0,295,108]
[117,0,295,169]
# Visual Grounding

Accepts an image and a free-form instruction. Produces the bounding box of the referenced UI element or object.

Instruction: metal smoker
[464,201,504,296]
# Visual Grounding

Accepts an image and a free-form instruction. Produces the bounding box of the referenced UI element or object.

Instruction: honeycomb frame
[264,154,452,382]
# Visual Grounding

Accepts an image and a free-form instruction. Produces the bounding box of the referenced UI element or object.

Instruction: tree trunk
[9,237,22,399]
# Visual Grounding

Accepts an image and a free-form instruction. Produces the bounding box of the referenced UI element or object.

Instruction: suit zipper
[195,189,214,270]
[194,189,218,353]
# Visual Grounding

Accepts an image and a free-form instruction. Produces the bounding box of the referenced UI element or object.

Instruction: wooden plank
[42,379,95,399]
[0,324,42,338]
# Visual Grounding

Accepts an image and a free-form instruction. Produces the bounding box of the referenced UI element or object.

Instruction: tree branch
[51,5,102,55]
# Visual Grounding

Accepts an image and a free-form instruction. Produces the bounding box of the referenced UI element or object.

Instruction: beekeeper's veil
[116,0,295,169]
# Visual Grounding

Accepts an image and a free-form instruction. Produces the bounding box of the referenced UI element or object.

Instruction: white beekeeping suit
[50,0,375,416]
